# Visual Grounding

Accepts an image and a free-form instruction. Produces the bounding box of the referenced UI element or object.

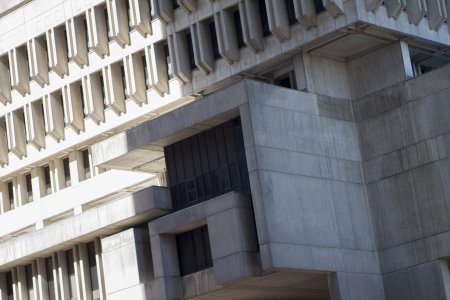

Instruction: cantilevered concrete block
[293,0,317,29]
[102,63,126,115]
[214,10,239,63]
[239,0,264,53]
[177,0,197,13]
[82,73,105,124]
[265,0,289,41]
[8,46,30,96]
[405,0,427,24]
[106,0,130,46]
[66,16,89,67]
[425,0,447,30]
[147,44,169,95]
[385,0,407,19]
[153,0,175,24]
[46,26,68,77]
[27,36,49,86]
[129,0,152,36]
[191,21,215,73]
[43,93,65,141]
[323,0,345,17]
[86,5,109,57]
[0,55,11,104]
[366,0,384,12]
[168,33,191,84]
[123,52,147,105]
[24,101,46,150]
[6,109,27,158]
[62,82,85,133]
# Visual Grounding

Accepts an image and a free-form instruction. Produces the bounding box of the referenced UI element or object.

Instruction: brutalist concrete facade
[1,0,450,299]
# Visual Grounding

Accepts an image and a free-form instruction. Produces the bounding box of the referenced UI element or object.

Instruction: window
[104,7,112,42]
[26,173,33,202]
[25,264,35,300]
[87,242,101,300]
[164,43,174,79]
[63,157,71,187]
[63,29,70,61]
[60,93,67,127]
[125,0,132,30]
[315,0,325,13]
[173,0,180,9]
[209,21,220,59]
[79,85,87,118]
[258,0,270,37]
[83,17,90,51]
[44,165,52,195]
[141,53,150,90]
[100,74,107,109]
[176,226,213,276]
[82,149,91,179]
[120,64,128,98]
[66,249,77,300]
[6,271,13,300]
[285,0,298,25]
[233,10,245,49]
[7,181,14,210]
[46,257,58,300]
[185,32,196,71]
[275,71,297,89]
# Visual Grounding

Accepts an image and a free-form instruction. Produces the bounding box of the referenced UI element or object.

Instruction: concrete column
[0,273,7,300]
[293,0,316,29]
[43,93,65,141]
[323,0,345,17]
[12,269,19,300]
[6,109,27,158]
[265,0,289,41]
[190,21,214,74]
[146,44,169,95]
[94,238,106,300]
[0,182,11,213]
[49,161,58,195]
[66,16,89,67]
[129,0,152,36]
[0,117,8,166]
[69,151,84,184]
[27,36,49,86]
[149,234,182,299]
[425,0,447,30]
[102,63,126,115]
[24,101,46,150]
[153,0,174,24]
[405,0,427,24]
[17,266,28,300]
[46,26,68,77]
[123,52,147,105]
[0,55,11,104]
[83,73,105,124]
[53,158,65,191]
[31,167,46,200]
[168,32,191,84]
[16,173,28,206]
[365,0,383,12]
[106,0,130,46]
[86,5,109,57]
[102,228,154,299]
[57,251,70,300]
[384,0,407,19]
[36,258,50,300]
[72,246,84,300]
[214,9,239,64]
[177,0,196,13]
[62,82,85,133]
[8,46,30,96]
[78,244,93,300]
[239,0,264,53]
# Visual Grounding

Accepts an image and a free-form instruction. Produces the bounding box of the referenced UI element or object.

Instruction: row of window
[3,240,103,300]
[0,149,93,214]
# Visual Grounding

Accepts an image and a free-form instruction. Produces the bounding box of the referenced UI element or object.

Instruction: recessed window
[176,226,213,276]
[142,53,150,90]
[46,257,59,300]
[26,173,33,202]
[258,0,271,37]
[104,7,112,42]
[209,21,220,59]
[164,43,174,79]
[7,181,14,210]
[79,85,87,118]
[44,165,52,195]
[83,149,91,179]
[88,242,101,300]
[233,10,245,49]
[185,32,196,71]
[25,264,34,300]
[66,249,77,300]
[315,0,325,13]
[6,271,13,300]
[120,64,128,99]
[63,157,71,187]
[173,0,180,10]
[285,0,298,25]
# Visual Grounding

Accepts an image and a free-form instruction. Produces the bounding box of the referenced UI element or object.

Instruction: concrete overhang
[91,80,252,173]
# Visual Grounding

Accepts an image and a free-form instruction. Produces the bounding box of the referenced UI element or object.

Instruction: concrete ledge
[0,186,171,270]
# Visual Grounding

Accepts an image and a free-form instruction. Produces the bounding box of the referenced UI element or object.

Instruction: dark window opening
[100,74,107,109]
[63,29,70,61]
[88,242,101,300]
[209,22,220,59]
[126,0,132,30]
[285,0,298,25]
[63,157,71,187]
[7,181,14,210]
[44,165,52,195]
[26,173,33,202]
[165,117,250,210]
[66,249,77,300]
[176,226,213,276]
[233,10,245,48]
[46,257,57,300]
[104,8,112,42]
[80,84,87,118]
[164,43,174,79]
[26,264,35,300]
[315,0,325,13]
[142,54,150,90]
[120,64,128,98]
[60,94,67,126]
[83,17,90,51]
[83,149,91,179]
[186,32,196,71]
[173,0,180,9]
[258,0,271,37]
[6,271,13,300]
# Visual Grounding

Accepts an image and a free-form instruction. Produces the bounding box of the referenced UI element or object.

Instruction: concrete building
[1,0,450,299]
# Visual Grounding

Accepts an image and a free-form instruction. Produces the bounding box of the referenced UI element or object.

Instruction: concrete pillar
[214,9,239,64]
[78,244,93,300]
[146,44,169,95]
[0,182,9,213]
[57,251,70,300]
[53,158,65,191]
[17,266,28,300]
[0,117,8,165]
[6,109,27,158]
[27,36,49,86]
[46,26,68,77]
[62,82,85,133]
[177,0,196,13]
[94,239,106,300]
[36,258,50,300]
[425,0,447,30]
[365,0,383,12]
[0,273,7,300]
[16,173,28,206]
[153,0,174,24]
[190,21,215,74]
[123,52,147,105]
[323,0,345,17]
[24,101,46,150]
[129,0,152,36]
[265,0,289,41]
[293,0,316,29]
[83,73,105,124]
[106,0,130,47]
[31,167,46,200]
[102,228,154,299]
[102,63,126,115]
[168,32,191,84]
[12,269,19,300]
[43,93,65,141]
[8,46,30,96]
[86,5,109,57]
[239,0,264,53]
[66,16,89,67]
[0,55,11,104]
[71,246,84,300]
[405,0,427,24]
